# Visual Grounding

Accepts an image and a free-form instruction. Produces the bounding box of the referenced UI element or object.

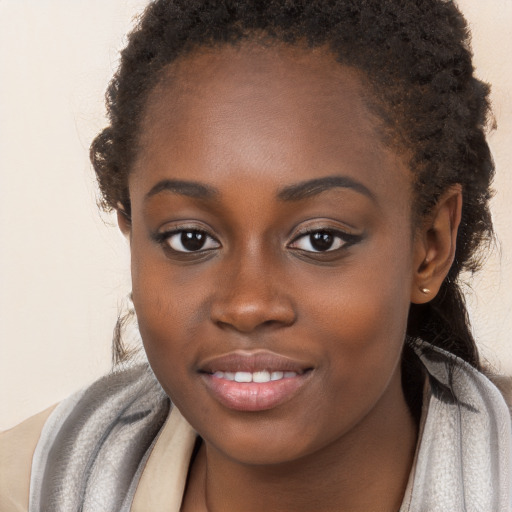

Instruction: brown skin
[119,42,462,512]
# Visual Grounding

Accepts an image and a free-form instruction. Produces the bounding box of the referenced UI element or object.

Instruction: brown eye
[309,232,336,251]
[289,230,353,253]
[165,230,220,253]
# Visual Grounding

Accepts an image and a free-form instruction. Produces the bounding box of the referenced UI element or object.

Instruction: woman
[2,1,511,511]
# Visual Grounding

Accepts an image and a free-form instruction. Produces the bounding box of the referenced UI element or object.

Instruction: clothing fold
[29,365,170,512]
[28,342,511,512]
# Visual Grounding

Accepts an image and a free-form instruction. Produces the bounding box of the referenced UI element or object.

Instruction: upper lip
[199,350,312,374]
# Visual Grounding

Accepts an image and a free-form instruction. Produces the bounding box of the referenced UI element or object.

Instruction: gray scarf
[29,343,511,512]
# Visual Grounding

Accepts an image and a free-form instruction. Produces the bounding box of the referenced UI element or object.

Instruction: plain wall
[1,0,511,430]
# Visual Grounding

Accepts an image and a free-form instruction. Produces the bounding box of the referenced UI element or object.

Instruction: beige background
[1,0,511,430]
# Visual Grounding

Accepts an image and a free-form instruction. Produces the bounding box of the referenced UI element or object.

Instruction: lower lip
[201,372,311,412]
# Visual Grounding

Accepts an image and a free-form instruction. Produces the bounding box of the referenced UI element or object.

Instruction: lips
[199,351,313,412]
[200,351,310,373]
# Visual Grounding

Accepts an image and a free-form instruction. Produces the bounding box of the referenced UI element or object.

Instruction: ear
[117,206,132,238]
[410,185,462,304]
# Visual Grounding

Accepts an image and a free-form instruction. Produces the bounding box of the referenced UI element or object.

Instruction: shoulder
[487,373,512,412]
[28,365,170,511]
[407,343,512,510]
[0,405,57,512]
[0,364,169,512]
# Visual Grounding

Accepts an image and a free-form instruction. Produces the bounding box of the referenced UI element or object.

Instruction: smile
[199,351,312,412]
[212,370,299,382]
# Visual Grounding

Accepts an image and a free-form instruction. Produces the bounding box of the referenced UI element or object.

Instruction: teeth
[234,371,252,383]
[253,371,271,383]
[212,370,297,382]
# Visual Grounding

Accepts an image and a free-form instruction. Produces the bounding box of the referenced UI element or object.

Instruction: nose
[210,258,297,334]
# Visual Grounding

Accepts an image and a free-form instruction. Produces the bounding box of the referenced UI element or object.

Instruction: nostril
[210,298,296,333]
[261,319,285,328]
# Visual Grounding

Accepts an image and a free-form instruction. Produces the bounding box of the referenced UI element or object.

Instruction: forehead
[131,41,411,210]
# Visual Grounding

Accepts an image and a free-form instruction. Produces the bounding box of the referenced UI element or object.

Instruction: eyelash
[154,228,220,253]
[153,226,361,255]
[288,228,361,253]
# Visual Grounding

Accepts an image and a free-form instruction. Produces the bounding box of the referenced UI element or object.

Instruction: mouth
[199,351,313,412]
[210,370,301,382]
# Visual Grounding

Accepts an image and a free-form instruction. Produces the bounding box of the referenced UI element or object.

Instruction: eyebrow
[144,175,374,203]
[277,175,375,202]
[145,179,219,201]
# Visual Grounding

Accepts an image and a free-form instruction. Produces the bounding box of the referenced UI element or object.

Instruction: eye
[163,229,220,253]
[289,230,354,253]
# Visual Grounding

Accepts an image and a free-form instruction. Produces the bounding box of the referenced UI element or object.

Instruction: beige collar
[131,407,197,512]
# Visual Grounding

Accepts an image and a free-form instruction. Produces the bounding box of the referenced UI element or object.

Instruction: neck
[184,373,418,512]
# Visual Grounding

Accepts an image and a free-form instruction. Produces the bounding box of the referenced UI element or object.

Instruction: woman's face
[127,43,420,465]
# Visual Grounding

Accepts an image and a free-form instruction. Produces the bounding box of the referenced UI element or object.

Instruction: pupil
[310,232,334,251]
[181,231,205,251]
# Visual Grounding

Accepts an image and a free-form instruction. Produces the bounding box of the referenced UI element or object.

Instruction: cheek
[319,262,410,353]
[129,238,203,371]
[132,273,204,413]
[316,286,408,403]
[302,242,413,398]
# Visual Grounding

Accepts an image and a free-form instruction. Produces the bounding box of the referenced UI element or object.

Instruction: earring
[420,287,430,294]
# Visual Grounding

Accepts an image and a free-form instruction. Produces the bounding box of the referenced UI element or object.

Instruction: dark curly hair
[91,0,495,401]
